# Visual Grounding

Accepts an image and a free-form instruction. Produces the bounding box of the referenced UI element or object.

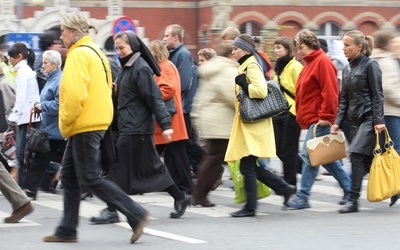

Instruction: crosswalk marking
[0,211,39,227]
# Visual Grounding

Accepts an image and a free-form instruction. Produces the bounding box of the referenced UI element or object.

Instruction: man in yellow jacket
[43,12,148,244]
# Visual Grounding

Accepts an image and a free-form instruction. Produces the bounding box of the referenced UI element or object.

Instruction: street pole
[16,0,23,32]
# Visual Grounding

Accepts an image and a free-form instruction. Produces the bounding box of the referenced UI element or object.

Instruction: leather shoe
[4,202,33,223]
[90,208,120,224]
[131,211,149,244]
[390,194,399,207]
[339,200,358,214]
[171,193,191,218]
[43,234,77,243]
[230,209,255,217]
[283,185,297,206]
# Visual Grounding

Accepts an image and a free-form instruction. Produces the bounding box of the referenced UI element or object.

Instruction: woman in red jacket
[148,40,193,194]
[287,29,351,209]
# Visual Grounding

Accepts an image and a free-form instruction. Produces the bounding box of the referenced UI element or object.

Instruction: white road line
[17,192,208,244]
[0,211,40,227]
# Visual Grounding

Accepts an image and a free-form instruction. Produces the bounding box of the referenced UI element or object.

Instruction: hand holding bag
[228,160,271,204]
[26,111,50,153]
[237,79,288,123]
[306,123,347,167]
[367,129,400,202]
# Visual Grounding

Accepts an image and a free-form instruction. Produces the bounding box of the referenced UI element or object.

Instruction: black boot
[339,200,358,214]
[170,193,191,219]
[390,194,399,207]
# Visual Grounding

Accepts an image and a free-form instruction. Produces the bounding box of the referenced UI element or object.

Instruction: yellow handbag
[367,129,400,202]
[306,123,347,167]
[228,161,271,204]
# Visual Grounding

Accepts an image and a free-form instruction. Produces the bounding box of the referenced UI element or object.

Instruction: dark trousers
[273,112,302,185]
[156,140,193,194]
[16,123,28,186]
[183,113,204,173]
[55,131,146,238]
[349,152,373,201]
[23,139,66,192]
[193,139,228,201]
[240,155,288,210]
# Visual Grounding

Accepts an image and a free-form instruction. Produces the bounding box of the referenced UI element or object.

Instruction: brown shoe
[130,211,149,244]
[43,235,77,243]
[193,198,215,207]
[4,202,33,223]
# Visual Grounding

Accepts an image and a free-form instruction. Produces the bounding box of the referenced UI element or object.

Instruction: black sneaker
[90,208,120,224]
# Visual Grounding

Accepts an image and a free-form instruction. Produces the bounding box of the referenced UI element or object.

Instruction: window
[239,21,262,36]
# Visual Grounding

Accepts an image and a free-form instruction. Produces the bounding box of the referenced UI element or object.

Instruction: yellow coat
[224,56,276,162]
[59,36,113,138]
[273,57,303,115]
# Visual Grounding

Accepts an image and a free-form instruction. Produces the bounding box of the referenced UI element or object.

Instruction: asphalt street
[2,156,400,250]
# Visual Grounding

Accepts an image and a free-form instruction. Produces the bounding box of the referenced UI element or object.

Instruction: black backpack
[36,68,47,93]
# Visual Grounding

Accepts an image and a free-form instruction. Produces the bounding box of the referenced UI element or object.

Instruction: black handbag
[237,79,289,123]
[26,112,50,153]
[164,98,176,115]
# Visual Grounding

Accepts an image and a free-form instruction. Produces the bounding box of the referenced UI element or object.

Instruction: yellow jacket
[224,56,276,162]
[273,57,303,115]
[59,36,113,138]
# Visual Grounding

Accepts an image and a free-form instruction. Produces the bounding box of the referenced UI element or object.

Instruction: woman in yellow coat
[225,34,296,217]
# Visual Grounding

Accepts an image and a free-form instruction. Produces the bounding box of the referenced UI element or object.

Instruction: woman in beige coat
[225,35,296,217]
[191,40,237,207]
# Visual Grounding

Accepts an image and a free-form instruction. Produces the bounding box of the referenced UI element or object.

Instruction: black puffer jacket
[116,55,171,135]
[335,54,384,156]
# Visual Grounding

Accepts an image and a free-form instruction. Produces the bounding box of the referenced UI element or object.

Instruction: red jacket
[295,49,338,129]
[154,60,188,144]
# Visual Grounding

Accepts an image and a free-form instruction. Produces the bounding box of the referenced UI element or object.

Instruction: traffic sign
[6,33,43,53]
[113,16,135,35]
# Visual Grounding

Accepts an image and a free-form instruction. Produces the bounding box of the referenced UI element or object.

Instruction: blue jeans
[54,131,146,239]
[297,123,351,199]
[385,116,400,154]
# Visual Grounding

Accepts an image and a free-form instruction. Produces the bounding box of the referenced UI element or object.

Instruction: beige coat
[371,48,400,117]
[224,56,276,162]
[191,56,237,139]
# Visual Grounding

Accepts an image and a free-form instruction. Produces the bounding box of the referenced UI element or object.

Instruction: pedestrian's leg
[193,139,228,204]
[72,132,147,233]
[53,138,81,239]
[240,155,258,211]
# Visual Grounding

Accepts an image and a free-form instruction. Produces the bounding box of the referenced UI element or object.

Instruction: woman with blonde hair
[148,39,193,195]
[44,12,148,244]
[332,30,385,213]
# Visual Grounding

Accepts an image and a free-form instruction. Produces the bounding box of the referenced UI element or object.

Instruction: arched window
[239,21,262,36]
[318,21,342,51]
[319,21,341,37]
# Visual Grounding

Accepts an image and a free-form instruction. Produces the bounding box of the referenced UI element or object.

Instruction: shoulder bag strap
[79,45,109,85]
[277,75,295,100]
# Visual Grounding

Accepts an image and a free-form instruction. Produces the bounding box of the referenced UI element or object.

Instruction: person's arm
[176,52,194,94]
[39,83,59,115]
[8,72,29,123]
[367,60,385,131]
[137,67,171,131]
[59,50,88,126]
[318,59,339,123]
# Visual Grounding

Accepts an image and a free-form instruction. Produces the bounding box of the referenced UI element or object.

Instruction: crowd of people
[1,10,400,244]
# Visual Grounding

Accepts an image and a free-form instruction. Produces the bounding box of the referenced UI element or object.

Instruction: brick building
[1,0,399,60]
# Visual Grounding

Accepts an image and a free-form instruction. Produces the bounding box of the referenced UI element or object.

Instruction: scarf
[274,54,292,77]
[119,52,134,67]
